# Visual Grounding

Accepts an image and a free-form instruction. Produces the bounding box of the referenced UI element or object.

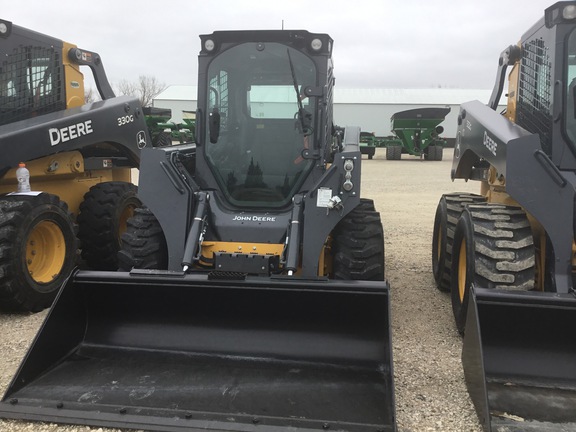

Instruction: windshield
[566,29,576,146]
[204,42,316,208]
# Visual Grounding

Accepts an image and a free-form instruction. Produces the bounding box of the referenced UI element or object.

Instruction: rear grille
[0,45,65,126]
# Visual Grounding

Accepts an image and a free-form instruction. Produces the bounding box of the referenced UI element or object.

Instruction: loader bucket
[462,286,576,432]
[0,270,396,432]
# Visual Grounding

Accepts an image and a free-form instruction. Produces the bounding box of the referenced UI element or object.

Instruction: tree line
[85,75,166,107]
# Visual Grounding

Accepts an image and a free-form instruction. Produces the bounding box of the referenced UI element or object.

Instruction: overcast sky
[3,0,556,91]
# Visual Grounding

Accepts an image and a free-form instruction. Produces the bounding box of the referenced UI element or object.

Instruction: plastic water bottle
[16,162,30,193]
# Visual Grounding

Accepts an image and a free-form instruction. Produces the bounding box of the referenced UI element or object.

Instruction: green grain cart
[359,131,379,159]
[384,107,450,160]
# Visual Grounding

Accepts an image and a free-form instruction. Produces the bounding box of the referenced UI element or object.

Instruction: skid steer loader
[432,2,576,430]
[0,30,395,432]
[0,19,149,312]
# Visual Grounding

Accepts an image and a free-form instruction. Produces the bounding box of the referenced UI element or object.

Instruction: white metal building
[153,86,505,138]
[153,85,198,123]
[334,88,505,138]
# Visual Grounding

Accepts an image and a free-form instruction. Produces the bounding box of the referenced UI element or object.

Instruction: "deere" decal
[49,120,94,146]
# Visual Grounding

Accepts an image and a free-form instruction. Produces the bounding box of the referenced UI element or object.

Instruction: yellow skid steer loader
[0,19,148,312]
[432,2,576,430]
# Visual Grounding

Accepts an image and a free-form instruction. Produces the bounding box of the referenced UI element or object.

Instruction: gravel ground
[0,148,482,432]
[362,150,481,431]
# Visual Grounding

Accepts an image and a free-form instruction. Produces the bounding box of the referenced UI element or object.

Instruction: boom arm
[68,47,116,100]
[488,45,521,110]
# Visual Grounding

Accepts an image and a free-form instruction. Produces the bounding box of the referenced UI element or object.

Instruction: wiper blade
[287,49,312,136]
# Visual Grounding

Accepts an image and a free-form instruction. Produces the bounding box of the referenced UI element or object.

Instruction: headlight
[563,4,576,20]
[204,39,215,52]
[0,20,11,38]
[310,38,322,51]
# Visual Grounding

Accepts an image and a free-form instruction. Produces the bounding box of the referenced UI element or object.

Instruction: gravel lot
[0,148,482,432]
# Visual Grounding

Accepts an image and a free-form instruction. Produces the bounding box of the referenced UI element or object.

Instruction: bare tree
[138,75,167,107]
[84,87,97,103]
[116,79,137,98]
[116,75,167,107]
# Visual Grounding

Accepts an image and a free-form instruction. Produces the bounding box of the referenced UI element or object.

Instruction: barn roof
[333,88,502,105]
[154,85,504,106]
[155,85,198,101]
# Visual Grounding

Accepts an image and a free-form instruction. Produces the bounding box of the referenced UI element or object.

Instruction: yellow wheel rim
[457,238,467,303]
[26,221,66,284]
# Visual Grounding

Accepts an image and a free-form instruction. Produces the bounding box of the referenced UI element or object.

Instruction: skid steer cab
[0,30,396,432]
[432,2,576,431]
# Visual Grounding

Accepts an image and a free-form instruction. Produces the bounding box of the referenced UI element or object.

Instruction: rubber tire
[118,207,168,271]
[425,146,442,161]
[367,148,375,160]
[432,193,486,292]
[153,131,172,147]
[386,146,402,160]
[77,182,141,270]
[0,193,78,312]
[332,199,385,281]
[434,145,443,161]
[450,204,535,334]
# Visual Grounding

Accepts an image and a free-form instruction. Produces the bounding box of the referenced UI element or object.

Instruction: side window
[29,56,54,97]
[0,45,63,126]
[0,64,16,97]
[517,37,553,152]
[0,56,50,99]
[209,71,228,131]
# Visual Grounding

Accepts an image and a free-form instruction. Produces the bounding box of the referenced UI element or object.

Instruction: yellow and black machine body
[432,2,576,430]
[0,31,395,431]
[0,20,148,312]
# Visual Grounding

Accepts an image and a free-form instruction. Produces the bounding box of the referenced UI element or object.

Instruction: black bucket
[462,286,576,432]
[0,270,396,432]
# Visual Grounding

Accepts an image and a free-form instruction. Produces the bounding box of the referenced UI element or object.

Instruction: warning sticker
[317,187,332,208]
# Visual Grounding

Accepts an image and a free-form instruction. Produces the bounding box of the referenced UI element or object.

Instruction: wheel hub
[26,220,66,283]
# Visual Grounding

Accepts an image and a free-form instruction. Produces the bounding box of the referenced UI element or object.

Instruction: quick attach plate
[213,252,279,275]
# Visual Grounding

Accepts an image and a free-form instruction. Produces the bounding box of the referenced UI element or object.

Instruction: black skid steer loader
[432,2,576,430]
[0,19,149,312]
[0,30,395,432]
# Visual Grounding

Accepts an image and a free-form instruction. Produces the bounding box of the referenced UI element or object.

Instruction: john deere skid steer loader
[0,19,148,312]
[432,2,576,430]
[0,30,395,432]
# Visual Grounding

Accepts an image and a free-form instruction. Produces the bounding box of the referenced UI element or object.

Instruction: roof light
[0,22,7,35]
[204,39,215,52]
[563,4,576,19]
[310,38,322,51]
